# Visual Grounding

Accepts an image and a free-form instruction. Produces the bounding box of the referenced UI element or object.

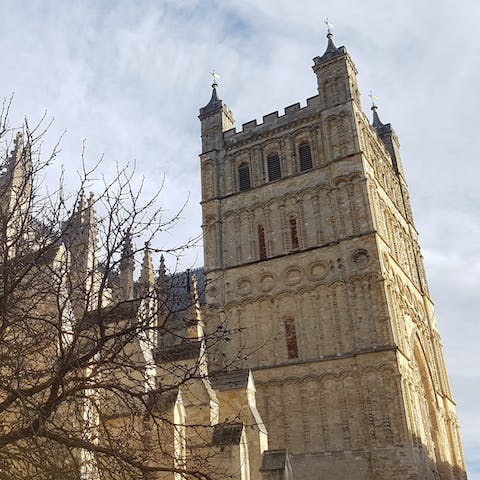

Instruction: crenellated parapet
[223,96,321,145]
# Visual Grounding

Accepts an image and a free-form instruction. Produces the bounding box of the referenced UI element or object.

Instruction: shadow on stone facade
[409,434,467,480]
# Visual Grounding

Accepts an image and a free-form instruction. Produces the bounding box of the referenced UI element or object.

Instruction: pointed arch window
[284,318,298,359]
[267,153,281,181]
[258,225,267,260]
[238,163,251,191]
[289,217,299,250]
[299,143,313,171]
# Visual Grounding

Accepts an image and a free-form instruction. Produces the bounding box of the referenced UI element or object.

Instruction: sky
[0,0,478,476]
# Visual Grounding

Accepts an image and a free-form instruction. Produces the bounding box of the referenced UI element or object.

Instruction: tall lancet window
[284,318,299,359]
[289,217,299,250]
[238,163,251,191]
[299,142,313,171]
[258,225,267,260]
[267,153,281,181]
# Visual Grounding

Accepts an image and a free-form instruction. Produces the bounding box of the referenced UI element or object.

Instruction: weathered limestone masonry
[198,32,466,479]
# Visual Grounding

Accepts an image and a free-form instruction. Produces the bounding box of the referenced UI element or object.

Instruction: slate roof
[210,370,250,391]
[260,449,290,471]
[157,267,205,349]
[146,388,179,412]
[168,267,206,312]
[199,84,223,118]
[212,422,243,446]
[155,340,202,363]
[313,33,346,66]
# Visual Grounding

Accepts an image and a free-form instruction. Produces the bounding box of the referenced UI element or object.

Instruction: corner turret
[370,99,405,179]
[198,73,235,153]
[369,94,416,234]
[312,23,361,110]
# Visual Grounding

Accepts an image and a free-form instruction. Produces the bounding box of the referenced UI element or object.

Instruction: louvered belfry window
[267,153,282,181]
[299,143,313,171]
[238,164,251,191]
[258,225,267,260]
[285,318,299,359]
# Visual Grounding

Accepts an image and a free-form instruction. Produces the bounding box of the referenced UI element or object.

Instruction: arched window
[238,163,251,191]
[299,143,313,171]
[258,225,267,260]
[284,318,298,359]
[267,153,281,181]
[289,217,299,250]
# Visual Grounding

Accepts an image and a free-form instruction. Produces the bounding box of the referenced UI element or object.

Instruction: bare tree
[0,102,240,480]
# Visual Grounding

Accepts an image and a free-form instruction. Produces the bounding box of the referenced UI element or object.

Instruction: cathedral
[196,29,467,479]
[0,28,467,480]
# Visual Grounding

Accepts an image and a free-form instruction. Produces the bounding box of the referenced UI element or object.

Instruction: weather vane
[325,18,334,35]
[368,91,378,108]
[211,69,220,87]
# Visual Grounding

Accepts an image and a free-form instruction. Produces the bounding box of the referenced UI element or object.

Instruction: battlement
[223,95,321,145]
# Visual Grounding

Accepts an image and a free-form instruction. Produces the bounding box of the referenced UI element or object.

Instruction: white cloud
[0,0,478,476]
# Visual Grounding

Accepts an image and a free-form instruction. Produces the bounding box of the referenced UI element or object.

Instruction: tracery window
[267,153,282,181]
[284,318,299,359]
[238,163,251,191]
[258,225,267,260]
[299,142,313,171]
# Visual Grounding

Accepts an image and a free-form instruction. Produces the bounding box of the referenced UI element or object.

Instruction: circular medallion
[237,278,252,296]
[206,285,218,300]
[352,249,370,269]
[284,266,303,285]
[259,273,275,292]
[308,261,328,280]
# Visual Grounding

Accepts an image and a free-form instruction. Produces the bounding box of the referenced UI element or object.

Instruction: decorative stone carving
[352,249,370,269]
[284,266,304,285]
[308,261,328,280]
[206,285,219,300]
[237,278,252,296]
[259,273,275,292]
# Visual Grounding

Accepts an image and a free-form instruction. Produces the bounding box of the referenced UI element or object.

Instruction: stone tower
[198,31,466,480]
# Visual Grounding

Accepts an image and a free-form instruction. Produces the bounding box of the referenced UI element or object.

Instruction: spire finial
[210,69,220,88]
[317,18,339,58]
[9,131,24,169]
[87,191,95,208]
[369,91,385,129]
[325,18,334,38]
[156,254,167,287]
[199,70,223,117]
[159,254,166,276]
[14,131,23,147]
[209,70,220,101]
[139,241,155,288]
[121,229,133,260]
[369,91,378,109]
